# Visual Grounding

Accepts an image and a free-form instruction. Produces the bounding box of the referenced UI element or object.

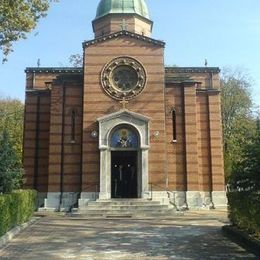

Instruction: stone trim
[196,89,221,95]
[83,30,165,48]
[165,67,220,74]
[98,109,150,200]
[97,109,150,123]
[93,12,153,25]
[25,67,83,73]
[43,192,79,211]
[25,66,219,75]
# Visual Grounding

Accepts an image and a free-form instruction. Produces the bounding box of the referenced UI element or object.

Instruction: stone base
[146,191,170,205]
[76,190,227,210]
[37,192,47,208]
[78,192,99,209]
[212,191,228,207]
[42,192,79,211]
[172,191,227,210]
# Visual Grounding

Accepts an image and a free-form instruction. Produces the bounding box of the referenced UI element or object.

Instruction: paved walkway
[0,210,257,259]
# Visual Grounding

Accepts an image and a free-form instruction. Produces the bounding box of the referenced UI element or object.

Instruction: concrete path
[0,210,257,259]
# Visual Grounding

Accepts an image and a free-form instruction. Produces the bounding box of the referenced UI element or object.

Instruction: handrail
[148,182,178,210]
[84,183,99,200]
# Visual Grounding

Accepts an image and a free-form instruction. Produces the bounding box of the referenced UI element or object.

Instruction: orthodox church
[23,0,227,210]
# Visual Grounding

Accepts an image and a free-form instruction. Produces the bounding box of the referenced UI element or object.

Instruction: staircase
[72,199,178,218]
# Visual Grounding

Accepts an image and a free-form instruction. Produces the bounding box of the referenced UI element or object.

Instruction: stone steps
[84,205,169,210]
[87,200,162,206]
[74,199,177,218]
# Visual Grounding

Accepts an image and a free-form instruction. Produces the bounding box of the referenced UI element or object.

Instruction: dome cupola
[93,0,153,38]
[96,0,150,20]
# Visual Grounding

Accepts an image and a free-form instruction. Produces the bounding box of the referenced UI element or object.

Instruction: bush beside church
[227,120,260,239]
[0,190,37,237]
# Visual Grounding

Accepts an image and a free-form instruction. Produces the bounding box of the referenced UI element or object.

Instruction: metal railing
[148,183,178,210]
[84,183,99,201]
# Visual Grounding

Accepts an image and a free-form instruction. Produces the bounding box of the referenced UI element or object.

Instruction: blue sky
[0,0,259,107]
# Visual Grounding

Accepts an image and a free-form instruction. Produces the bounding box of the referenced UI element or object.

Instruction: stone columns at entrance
[99,148,111,199]
[141,148,149,199]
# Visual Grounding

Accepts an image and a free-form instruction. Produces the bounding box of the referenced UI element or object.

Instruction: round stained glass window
[101,57,146,100]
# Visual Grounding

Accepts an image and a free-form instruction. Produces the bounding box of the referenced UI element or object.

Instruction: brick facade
[23,3,226,209]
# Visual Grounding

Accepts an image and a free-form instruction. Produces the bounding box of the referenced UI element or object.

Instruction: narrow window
[172,109,177,142]
[71,109,76,143]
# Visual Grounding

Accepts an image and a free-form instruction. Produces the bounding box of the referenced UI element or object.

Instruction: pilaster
[208,94,225,192]
[183,84,199,192]
[48,84,64,192]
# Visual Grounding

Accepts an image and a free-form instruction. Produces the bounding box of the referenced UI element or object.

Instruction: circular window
[112,65,138,91]
[101,57,146,100]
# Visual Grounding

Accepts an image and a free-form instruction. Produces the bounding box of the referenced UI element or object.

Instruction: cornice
[93,13,153,26]
[196,88,220,94]
[25,67,83,74]
[83,30,165,48]
[25,89,50,96]
[165,67,220,74]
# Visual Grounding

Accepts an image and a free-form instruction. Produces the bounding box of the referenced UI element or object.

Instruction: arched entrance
[110,125,139,198]
[97,109,150,200]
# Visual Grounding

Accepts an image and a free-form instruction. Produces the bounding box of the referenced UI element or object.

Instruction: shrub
[0,190,37,237]
[0,129,23,193]
[227,119,260,238]
[228,191,260,238]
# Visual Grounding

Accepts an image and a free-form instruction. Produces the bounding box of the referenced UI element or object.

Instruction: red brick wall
[82,36,167,191]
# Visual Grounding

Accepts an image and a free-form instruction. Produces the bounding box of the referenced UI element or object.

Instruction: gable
[83,30,165,49]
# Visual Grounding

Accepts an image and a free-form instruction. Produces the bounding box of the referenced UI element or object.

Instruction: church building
[23,0,227,210]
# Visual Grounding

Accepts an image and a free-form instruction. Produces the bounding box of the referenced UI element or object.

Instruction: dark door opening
[111,151,138,198]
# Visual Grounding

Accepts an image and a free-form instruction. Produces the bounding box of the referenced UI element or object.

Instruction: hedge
[228,191,260,238]
[0,190,37,237]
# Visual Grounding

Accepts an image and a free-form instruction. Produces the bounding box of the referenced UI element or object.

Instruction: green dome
[95,0,150,19]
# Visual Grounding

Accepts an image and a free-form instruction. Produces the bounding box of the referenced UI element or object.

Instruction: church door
[111,151,138,198]
[109,125,140,199]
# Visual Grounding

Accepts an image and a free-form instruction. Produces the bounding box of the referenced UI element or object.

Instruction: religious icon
[111,127,138,148]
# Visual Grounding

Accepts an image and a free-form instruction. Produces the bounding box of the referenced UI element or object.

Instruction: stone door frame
[97,109,150,200]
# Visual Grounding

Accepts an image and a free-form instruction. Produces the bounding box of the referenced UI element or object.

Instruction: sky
[0,0,259,107]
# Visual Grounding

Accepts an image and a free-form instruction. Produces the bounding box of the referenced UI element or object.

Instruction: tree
[227,119,260,238]
[69,54,83,67]
[0,97,24,164]
[221,68,256,177]
[228,118,260,191]
[0,0,57,62]
[0,129,23,193]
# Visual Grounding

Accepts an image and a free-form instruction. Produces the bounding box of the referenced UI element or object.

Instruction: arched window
[111,126,139,149]
[172,108,177,141]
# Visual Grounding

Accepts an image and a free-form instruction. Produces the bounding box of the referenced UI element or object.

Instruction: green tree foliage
[0,0,57,62]
[69,54,83,67]
[0,97,24,164]
[0,129,23,193]
[229,119,260,191]
[221,68,256,177]
[227,120,260,237]
[0,190,37,236]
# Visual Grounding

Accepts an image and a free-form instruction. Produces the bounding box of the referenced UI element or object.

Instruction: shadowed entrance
[111,151,138,198]
[110,125,139,199]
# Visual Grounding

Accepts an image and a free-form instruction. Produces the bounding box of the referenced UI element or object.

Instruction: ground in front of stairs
[0,209,256,259]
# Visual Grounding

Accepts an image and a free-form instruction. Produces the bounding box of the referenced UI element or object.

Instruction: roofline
[82,30,165,48]
[25,66,220,74]
[25,67,83,73]
[165,67,220,74]
[92,12,153,28]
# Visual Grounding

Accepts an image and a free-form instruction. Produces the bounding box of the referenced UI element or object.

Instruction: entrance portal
[111,151,138,198]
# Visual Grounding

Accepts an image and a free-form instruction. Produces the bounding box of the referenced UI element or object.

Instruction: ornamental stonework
[101,57,146,100]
